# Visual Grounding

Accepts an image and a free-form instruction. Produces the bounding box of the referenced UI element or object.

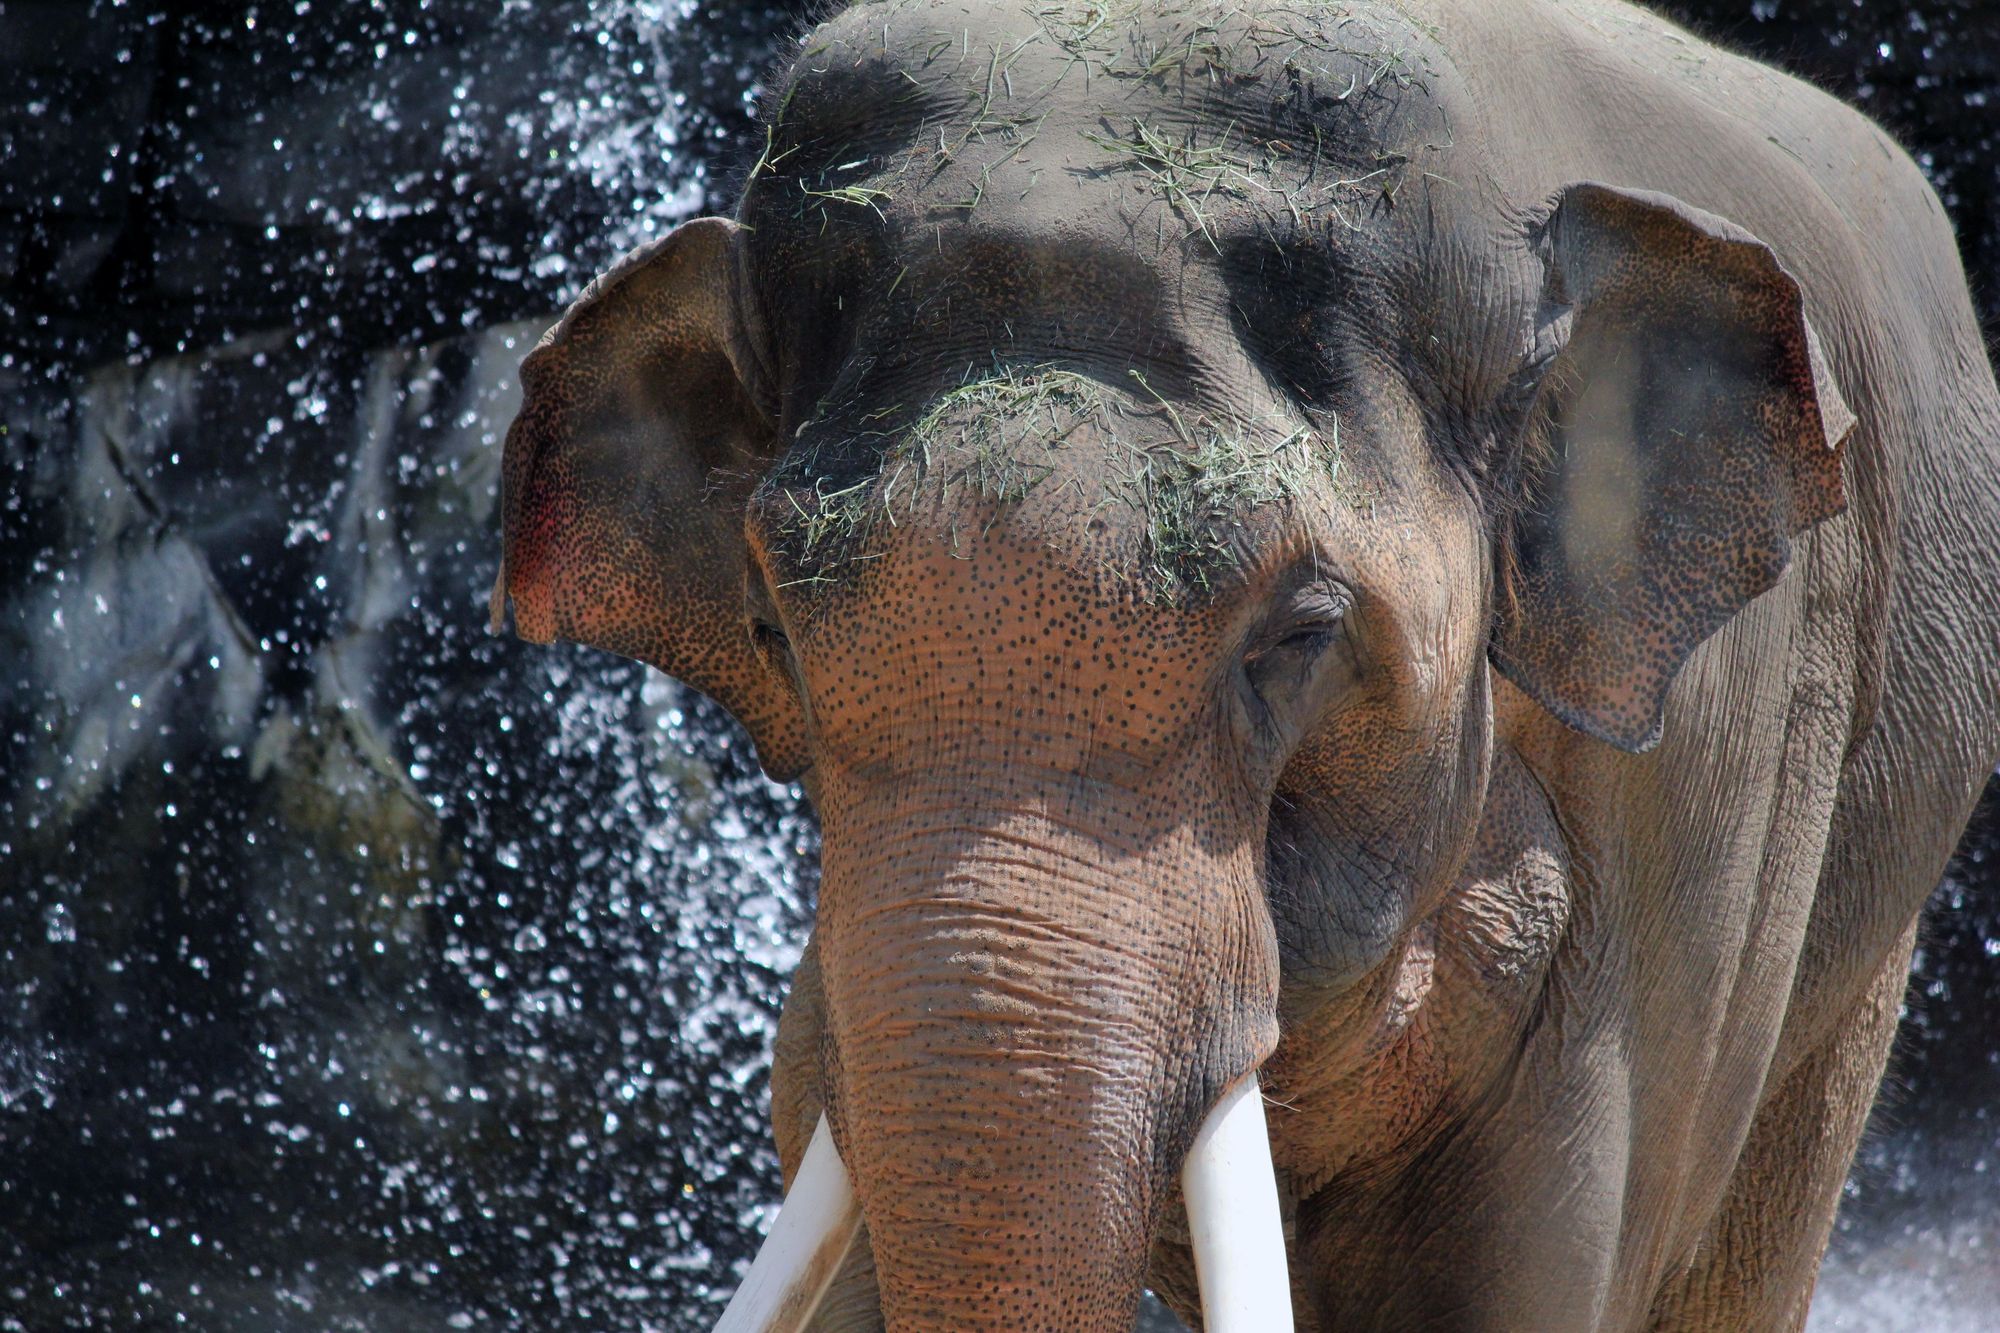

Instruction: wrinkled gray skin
[494,1,2000,1328]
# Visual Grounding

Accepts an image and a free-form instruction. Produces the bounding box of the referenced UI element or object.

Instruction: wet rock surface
[1,2,1993,1329]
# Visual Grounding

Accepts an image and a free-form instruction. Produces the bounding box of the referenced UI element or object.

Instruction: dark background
[2,2,1994,1329]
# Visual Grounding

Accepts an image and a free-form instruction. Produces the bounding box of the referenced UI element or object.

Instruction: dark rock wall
[1,2,1992,1330]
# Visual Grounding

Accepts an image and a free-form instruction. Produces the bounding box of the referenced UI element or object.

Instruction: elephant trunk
[810,804,1281,1331]
[827,899,1162,1329]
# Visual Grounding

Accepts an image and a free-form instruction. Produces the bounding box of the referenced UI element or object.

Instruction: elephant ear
[492,216,809,778]
[1492,183,1857,752]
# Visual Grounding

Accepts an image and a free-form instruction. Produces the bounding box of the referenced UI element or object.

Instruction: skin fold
[492,1,2000,1328]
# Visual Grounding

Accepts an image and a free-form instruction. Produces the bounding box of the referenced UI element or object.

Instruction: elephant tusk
[714,1114,862,1333]
[1182,1073,1294,1333]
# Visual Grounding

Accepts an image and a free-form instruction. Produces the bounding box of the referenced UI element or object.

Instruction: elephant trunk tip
[710,1078,1294,1332]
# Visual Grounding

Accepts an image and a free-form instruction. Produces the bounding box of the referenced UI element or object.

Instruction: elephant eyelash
[1247,584,1351,661]
[1236,573,1355,740]
[753,621,814,710]
[1241,619,1345,708]
[1255,625,1340,660]
[751,620,796,671]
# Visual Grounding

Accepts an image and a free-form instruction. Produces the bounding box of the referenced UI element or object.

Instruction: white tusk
[1181,1073,1294,1333]
[714,1114,862,1333]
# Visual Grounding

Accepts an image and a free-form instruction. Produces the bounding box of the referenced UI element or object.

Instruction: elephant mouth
[711,1074,1292,1333]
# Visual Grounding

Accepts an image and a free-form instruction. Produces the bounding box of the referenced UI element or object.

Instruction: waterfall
[1,2,1992,1329]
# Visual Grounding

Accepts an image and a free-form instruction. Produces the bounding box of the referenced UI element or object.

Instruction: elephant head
[492,4,1852,1328]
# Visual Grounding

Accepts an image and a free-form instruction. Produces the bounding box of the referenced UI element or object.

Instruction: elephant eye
[1239,578,1354,729]
[1244,621,1343,703]
[751,619,799,680]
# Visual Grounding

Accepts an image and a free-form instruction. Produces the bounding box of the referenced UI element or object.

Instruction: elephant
[488,0,2000,1328]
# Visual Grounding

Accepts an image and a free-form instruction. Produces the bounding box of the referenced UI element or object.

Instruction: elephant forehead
[756,0,1459,250]
[749,363,1337,614]
[788,0,1451,132]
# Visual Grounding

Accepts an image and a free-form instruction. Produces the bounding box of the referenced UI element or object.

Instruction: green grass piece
[801,183,893,218]
[766,359,1341,603]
